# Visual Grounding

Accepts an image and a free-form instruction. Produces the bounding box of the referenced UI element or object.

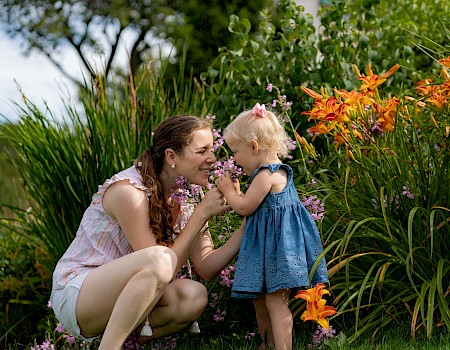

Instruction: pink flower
[55,323,65,333]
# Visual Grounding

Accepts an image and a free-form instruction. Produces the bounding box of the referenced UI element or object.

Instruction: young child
[215,103,329,350]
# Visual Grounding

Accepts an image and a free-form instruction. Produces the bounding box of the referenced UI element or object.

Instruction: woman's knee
[175,281,208,321]
[138,246,178,285]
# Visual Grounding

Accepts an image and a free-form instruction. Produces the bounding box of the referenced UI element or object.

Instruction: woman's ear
[251,140,260,154]
[164,148,176,166]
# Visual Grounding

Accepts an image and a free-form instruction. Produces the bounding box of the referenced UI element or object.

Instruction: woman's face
[175,128,216,186]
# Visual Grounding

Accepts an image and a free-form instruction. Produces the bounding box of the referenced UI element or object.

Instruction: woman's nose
[207,152,217,163]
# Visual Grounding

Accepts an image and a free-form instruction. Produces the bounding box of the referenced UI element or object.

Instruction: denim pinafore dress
[231,163,328,298]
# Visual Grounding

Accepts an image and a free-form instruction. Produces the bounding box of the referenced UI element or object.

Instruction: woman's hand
[196,187,230,218]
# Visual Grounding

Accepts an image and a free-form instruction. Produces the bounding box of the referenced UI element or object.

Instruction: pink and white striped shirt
[52,166,194,290]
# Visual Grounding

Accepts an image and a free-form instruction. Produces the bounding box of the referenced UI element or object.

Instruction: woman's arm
[190,219,245,281]
[103,180,229,276]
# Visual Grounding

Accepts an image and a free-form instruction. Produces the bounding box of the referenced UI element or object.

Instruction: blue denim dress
[231,163,329,298]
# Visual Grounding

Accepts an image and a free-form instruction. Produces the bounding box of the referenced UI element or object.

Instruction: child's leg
[253,297,274,347]
[265,289,292,350]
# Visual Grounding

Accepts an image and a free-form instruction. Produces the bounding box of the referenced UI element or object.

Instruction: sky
[0,31,84,124]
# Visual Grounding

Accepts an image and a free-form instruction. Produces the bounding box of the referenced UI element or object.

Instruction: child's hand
[215,172,236,194]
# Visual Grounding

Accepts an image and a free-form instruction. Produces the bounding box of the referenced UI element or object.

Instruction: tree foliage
[0,0,273,86]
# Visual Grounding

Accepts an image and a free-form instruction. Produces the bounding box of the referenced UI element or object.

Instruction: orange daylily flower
[416,79,435,96]
[301,86,324,100]
[426,92,447,109]
[303,96,351,123]
[355,64,400,92]
[373,98,400,132]
[308,123,330,135]
[438,57,450,68]
[295,283,331,303]
[333,88,372,107]
[300,298,337,330]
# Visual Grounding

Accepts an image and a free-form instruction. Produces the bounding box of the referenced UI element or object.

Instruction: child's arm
[215,170,273,216]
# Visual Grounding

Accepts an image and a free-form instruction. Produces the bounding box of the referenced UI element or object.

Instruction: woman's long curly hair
[134,115,211,246]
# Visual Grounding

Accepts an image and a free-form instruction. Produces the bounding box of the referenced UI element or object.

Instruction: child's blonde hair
[223,104,290,158]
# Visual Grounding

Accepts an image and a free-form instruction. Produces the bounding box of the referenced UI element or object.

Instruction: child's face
[227,140,258,175]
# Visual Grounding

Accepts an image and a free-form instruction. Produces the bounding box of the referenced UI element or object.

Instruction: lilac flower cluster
[213,128,225,151]
[301,195,325,222]
[209,292,227,323]
[284,138,297,160]
[371,185,415,210]
[32,301,91,350]
[177,261,199,281]
[151,336,177,350]
[170,176,203,204]
[123,332,142,350]
[213,310,226,322]
[244,331,256,340]
[266,83,293,112]
[31,339,55,350]
[207,157,244,189]
[219,264,235,288]
[307,325,337,349]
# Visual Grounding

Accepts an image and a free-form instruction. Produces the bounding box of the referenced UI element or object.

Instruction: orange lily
[416,79,435,96]
[438,57,450,68]
[301,86,324,100]
[308,123,330,135]
[355,64,400,92]
[295,283,331,303]
[373,98,400,132]
[426,92,447,109]
[300,298,337,330]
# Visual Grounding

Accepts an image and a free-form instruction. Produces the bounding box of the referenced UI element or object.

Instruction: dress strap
[251,163,293,181]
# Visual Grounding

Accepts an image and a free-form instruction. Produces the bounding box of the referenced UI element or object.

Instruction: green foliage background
[0,0,449,348]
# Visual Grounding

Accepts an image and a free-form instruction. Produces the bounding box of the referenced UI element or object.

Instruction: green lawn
[148,323,449,350]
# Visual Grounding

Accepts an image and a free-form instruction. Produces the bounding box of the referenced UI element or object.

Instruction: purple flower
[401,186,414,199]
[266,83,273,92]
[301,195,325,222]
[63,334,76,345]
[170,176,203,204]
[213,128,224,151]
[309,324,336,348]
[152,336,177,350]
[213,310,226,322]
[219,265,235,288]
[55,323,65,333]
[208,157,244,187]
[245,331,256,340]
[370,119,384,136]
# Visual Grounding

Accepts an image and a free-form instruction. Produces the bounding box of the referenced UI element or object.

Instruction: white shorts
[50,272,101,342]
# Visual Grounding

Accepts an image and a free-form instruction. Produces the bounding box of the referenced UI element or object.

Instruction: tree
[0,0,273,86]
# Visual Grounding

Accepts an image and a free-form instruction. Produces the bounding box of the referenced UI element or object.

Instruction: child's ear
[251,140,259,154]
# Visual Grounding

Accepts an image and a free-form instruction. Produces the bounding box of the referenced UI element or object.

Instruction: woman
[50,115,244,349]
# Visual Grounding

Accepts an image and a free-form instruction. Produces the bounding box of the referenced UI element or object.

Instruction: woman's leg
[76,245,177,350]
[137,278,208,343]
[265,289,292,350]
[253,297,273,347]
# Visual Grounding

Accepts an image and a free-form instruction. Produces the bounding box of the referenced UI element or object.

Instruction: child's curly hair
[223,105,291,158]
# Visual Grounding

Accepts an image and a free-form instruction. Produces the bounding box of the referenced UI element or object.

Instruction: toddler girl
[215,103,329,350]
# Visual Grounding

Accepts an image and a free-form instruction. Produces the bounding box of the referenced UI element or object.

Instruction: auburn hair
[134,115,211,246]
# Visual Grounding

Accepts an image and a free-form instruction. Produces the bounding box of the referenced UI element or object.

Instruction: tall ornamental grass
[297,60,449,342]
